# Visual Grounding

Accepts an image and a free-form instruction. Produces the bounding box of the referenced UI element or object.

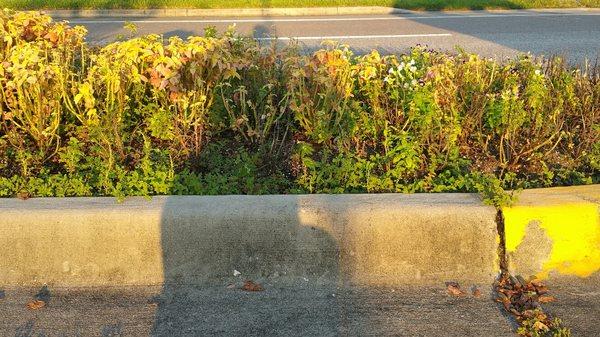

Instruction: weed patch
[0,10,598,198]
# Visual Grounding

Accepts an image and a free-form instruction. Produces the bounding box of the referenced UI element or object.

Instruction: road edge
[39,7,599,19]
[43,6,410,18]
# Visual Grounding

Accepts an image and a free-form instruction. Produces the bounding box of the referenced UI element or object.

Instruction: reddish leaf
[446,283,466,296]
[26,300,46,310]
[17,191,30,200]
[538,296,555,303]
[44,31,58,44]
[241,280,264,292]
[169,91,180,102]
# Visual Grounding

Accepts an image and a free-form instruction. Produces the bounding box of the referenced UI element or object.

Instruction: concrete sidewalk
[0,284,514,337]
[1,277,598,337]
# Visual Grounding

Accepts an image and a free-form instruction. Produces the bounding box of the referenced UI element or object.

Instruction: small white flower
[409,66,417,73]
[409,59,416,66]
[399,62,405,69]
[411,79,418,86]
[388,67,394,74]
[404,83,409,89]
[534,69,542,76]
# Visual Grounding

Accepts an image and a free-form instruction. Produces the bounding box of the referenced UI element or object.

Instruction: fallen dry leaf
[472,287,482,298]
[538,295,555,303]
[446,282,466,296]
[494,273,569,335]
[26,300,46,310]
[147,295,162,308]
[241,280,264,292]
[533,320,550,332]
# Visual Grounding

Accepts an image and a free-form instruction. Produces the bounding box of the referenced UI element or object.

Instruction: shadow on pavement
[384,1,596,64]
[252,0,278,46]
[149,195,516,336]
[151,195,343,336]
[391,0,524,10]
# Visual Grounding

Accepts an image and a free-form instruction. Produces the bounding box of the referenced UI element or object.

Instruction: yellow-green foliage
[0,10,598,197]
[0,10,86,173]
[74,34,240,169]
[289,46,599,195]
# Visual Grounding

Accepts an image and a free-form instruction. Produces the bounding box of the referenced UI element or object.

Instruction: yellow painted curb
[503,185,600,279]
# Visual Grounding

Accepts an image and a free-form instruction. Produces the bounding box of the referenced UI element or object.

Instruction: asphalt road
[59,9,600,62]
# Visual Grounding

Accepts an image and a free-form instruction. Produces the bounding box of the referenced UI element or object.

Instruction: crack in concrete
[495,209,508,276]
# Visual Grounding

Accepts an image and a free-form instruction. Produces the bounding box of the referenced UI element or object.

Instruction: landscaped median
[1,10,598,200]
[0,10,598,284]
[1,10,598,336]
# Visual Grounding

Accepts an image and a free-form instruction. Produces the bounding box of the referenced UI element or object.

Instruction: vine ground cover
[0,10,598,200]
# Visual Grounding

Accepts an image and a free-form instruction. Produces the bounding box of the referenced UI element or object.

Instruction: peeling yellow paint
[503,202,600,278]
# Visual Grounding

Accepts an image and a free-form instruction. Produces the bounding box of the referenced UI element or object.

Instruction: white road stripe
[67,12,600,24]
[255,33,452,41]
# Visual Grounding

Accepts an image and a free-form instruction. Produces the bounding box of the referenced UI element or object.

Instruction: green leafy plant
[0,10,598,198]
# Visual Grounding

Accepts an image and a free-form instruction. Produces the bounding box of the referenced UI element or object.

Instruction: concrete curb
[43,7,411,18]
[2,185,598,287]
[0,194,499,287]
[503,184,600,280]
